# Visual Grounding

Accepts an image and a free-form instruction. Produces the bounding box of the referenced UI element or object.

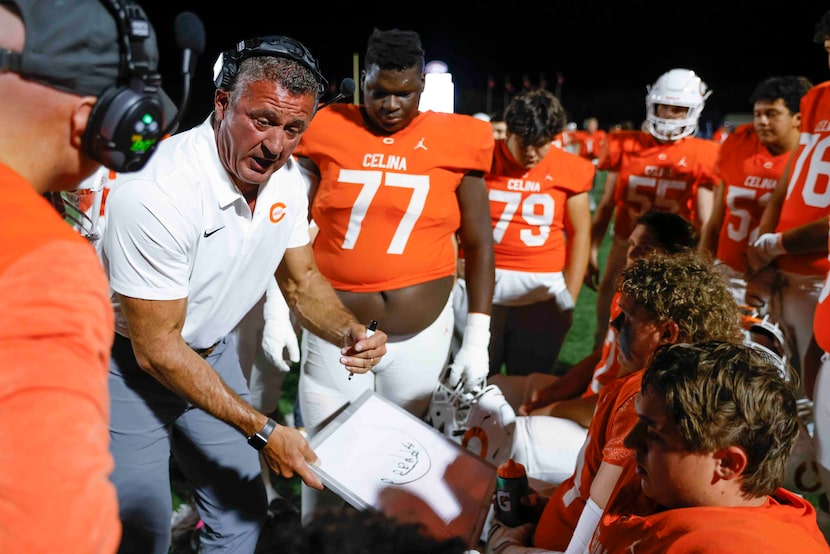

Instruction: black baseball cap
[0,0,159,97]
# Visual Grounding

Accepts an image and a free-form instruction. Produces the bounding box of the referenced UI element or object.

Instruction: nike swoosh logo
[203,226,225,238]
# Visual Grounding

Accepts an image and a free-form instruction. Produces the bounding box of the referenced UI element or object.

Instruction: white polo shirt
[102,115,310,349]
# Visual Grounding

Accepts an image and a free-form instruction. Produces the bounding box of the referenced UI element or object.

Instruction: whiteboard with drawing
[308,390,497,547]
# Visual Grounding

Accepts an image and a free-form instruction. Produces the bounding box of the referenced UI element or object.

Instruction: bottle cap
[497,458,526,479]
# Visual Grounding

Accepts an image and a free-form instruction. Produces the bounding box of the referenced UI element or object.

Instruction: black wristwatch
[247,418,277,451]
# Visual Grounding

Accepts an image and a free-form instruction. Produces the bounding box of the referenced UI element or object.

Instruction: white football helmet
[427,367,516,466]
[45,166,110,243]
[645,68,711,141]
[742,312,791,381]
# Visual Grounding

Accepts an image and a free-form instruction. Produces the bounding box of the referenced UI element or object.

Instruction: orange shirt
[593,459,829,553]
[715,123,789,272]
[295,106,494,292]
[0,164,119,552]
[776,82,830,276]
[712,125,733,144]
[578,129,608,161]
[533,369,642,551]
[553,129,583,153]
[598,130,719,239]
[487,139,593,272]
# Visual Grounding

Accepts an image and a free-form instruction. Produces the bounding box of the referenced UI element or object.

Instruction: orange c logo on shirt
[270,202,287,223]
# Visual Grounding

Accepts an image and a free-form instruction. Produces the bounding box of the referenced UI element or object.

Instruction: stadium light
[419,60,454,113]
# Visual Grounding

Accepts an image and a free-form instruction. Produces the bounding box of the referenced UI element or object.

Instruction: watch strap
[247,417,277,451]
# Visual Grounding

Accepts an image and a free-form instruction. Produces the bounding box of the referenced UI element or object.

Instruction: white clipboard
[308,390,497,547]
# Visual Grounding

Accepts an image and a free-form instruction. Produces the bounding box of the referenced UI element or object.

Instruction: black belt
[193,341,221,358]
[114,333,219,359]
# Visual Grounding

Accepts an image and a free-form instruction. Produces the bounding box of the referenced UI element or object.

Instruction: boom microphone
[176,11,206,76]
[163,11,206,136]
[318,77,356,110]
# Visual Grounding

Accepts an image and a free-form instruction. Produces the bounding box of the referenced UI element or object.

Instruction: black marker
[349,320,378,381]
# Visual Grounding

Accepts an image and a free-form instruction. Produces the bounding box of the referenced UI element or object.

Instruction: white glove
[486,521,554,554]
[261,280,300,373]
[748,232,786,271]
[451,312,491,393]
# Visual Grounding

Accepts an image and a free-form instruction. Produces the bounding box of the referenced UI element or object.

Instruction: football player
[587,68,719,348]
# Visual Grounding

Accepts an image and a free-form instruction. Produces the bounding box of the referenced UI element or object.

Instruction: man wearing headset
[100,35,388,553]
[0,1,168,551]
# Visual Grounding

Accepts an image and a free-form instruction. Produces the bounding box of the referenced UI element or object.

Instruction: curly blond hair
[617,249,743,344]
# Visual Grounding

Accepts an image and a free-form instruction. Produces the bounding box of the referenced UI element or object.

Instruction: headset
[212,35,328,96]
[82,0,167,173]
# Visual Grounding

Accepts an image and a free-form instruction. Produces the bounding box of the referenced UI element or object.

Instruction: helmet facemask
[44,170,109,243]
[742,313,791,381]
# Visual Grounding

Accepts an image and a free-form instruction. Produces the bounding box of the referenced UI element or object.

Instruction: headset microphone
[163,11,206,137]
[318,78,356,110]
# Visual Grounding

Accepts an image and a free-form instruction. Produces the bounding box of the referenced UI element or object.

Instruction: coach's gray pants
[109,333,265,554]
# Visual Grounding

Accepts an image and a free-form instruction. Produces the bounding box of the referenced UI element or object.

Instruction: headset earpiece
[213,50,238,91]
[81,0,167,173]
[83,82,165,172]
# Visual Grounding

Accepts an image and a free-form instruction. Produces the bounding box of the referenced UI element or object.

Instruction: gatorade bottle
[495,458,529,527]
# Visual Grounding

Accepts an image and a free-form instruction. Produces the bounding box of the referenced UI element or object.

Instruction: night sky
[143,1,829,135]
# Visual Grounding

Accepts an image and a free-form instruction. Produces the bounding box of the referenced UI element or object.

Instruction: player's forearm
[564,235,590,299]
[757,170,788,234]
[590,172,617,247]
[560,347,602,397]
[781,216,830,254]
[698,219,719,257]
[589,202,614,249]
[460,244,495,315]
[545,396,597,428]
[564,195,591,298]
[699,183,725,256]
[695,186,714,229]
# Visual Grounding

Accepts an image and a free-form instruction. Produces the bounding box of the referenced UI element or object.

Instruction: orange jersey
[296,105,493,292]
[487,140,593,272]
[0,164,120,552]
[582,291,623,397]
[776,82,830,276]
[598,130,719,238]
[554,129,583,153]
[712,125,733,144]
[579,130,608,161]
[534,369,641,551]
[593,460,829,553]
[715,123,788,272]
